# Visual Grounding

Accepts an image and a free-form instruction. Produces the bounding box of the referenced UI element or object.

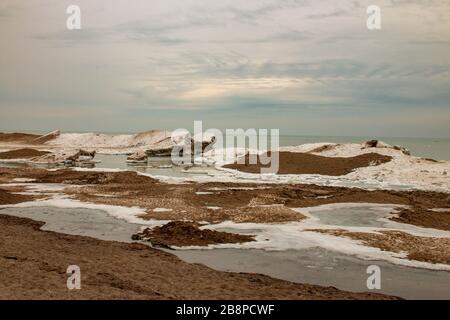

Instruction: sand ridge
[224,151,392,176]
[0,148,50,160]
[132,221,255,247]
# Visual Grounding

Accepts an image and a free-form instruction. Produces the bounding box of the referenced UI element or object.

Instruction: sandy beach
[2,214,397,300]
[0,131,449,300]
[2,1,450,308]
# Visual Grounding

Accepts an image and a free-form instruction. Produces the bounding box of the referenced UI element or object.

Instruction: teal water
[278,136,450,161]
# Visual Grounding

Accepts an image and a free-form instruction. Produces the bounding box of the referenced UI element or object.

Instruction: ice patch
[176,203,450,271]
[13,178,36,182]
[153,208,173,212]
[0,197,166,227]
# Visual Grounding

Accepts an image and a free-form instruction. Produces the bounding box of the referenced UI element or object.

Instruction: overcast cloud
[0,0,449,137]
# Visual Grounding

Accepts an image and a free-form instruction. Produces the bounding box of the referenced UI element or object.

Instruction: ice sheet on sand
[139,166,419,191]
[0,197,167,227]
[13,178,36,182]
[47,131,172,154]
[281,143,450,192]
[153,208,173,212]
[0,183,68,192]
[196,144,450,192]
[176,203,450,271]
[432,208,450,213]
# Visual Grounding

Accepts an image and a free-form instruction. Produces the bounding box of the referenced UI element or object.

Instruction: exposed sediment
[0,148,50,160]
[224,152,392,175]
[132,221,255,247]
[1,168,449,229]
[0,188,36,205]
[0,214,397,300]
[391,207,450,231]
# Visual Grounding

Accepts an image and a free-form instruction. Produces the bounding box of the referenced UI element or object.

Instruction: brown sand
[132,221,254,247]
[0,133,42,143]
[0,214,397,300]
[224,151,392,175]
[33,169,158,185]
[0,188,35,205]
[310,229,450,265]
[0,132,56,144]
[0,148,50,160]
[391,207,450,231]
[1,167,449,229]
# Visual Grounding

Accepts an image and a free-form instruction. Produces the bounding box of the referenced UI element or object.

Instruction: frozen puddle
[0,206,144,243]
[171,248,450,300]
[0,204,449,299]
[305,204,395,228]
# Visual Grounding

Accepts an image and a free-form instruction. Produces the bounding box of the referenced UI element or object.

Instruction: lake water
[278,136,450,161]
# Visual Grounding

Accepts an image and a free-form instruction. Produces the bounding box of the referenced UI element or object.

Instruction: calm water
[279,136,450,161]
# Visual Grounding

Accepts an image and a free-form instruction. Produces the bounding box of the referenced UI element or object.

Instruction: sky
[0,0,449,137]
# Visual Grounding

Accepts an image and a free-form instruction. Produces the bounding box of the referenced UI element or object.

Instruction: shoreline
[0,132,449,299]
[0,213,397,300]
[0,168,449,271]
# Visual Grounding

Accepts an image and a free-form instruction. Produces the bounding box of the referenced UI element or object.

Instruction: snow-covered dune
[46,130,172,154]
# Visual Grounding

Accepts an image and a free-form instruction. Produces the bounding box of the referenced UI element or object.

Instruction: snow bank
[192,142,450,192]
[47,130,172,154]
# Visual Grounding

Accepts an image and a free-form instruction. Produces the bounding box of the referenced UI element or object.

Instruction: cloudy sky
[0,0,449,137]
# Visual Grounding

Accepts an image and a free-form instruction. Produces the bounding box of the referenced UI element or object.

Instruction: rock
[422,157,438,163]
[145,135,215,160]
[364,140,410,155]
[364,140,392,148]
[146,147,173,157]
[127,151,147,162]
[29,149,96,165]
[364,140,379,148]
[393,145,411,155]
[66,149,96,162]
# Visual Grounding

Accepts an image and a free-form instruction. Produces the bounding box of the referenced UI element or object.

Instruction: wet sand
[0,214,395,300]
[224,151,392,175]
[1,167,449,229]
[0,166,449,297]
[1,205,448,299]
[392,207,450,231]
[0,188,36,205]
